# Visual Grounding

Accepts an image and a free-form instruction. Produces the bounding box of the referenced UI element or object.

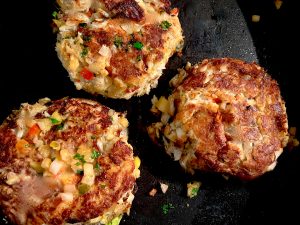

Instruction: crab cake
[0,98,140,225]
[54,0,184,99]
[148,58,289,180]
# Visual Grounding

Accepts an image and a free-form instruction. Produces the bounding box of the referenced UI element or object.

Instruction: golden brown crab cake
[54,0,184,99]
[0,98,140,225]
[148,58,289,180]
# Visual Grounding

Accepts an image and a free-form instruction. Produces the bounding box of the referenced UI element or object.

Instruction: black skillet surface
[0,0,299,224]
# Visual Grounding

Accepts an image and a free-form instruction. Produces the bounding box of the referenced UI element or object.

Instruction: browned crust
[0,98,135,224]
[103,0,144,21]
[172,58,288,179]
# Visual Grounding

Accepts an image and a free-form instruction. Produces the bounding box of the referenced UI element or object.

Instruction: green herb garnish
[79,23,87,28]
[49,117,60,125]
[133,41,143,50]
[160,20,172,30]
[114,36,123,48]
[74,153,86,164]
[95,163,100,170]
[136,55,142,61]
[52,11,58,19]
[162,203,174,215]
[91,135,96,140]
[82,35,91,42]
[78,183,90,195]
[191,187,199,197]
[76,170,83,175]
[100,184,106,189]
[81,47,88,57]
[91,150,101,159]
[56,123,64,130]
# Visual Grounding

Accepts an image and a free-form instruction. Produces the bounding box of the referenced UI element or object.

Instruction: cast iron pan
[0,0,299,224]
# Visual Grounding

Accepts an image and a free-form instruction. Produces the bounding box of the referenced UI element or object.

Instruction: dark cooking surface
[0,0,299,224]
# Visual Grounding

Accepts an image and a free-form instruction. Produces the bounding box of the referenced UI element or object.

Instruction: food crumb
[149,188,157,197]
[160,182,169,193]
[274,0,283,10]
[187,181,201,198]
[288,127,299,150]
[186,203,190,207]
[252,15,260,22]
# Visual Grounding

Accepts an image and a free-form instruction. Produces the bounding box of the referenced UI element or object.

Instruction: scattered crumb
[288,127,299,150]
[222,175,229,180]
[252,15,260,22]
[149,188,157,197]
[187,181,201,198]
[186,203,190,207]
[160,182,169,194]
[274,0,283,10]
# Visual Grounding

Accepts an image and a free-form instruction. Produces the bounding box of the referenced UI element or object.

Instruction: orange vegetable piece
[15,139,30,155]
[26,124,41,139]
[80,68,94,80]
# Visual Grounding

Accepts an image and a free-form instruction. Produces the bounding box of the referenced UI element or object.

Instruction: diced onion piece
[96,140,103,151]
[41,158,52,169]
[6,172,20,185]
[252,15,260,22]
[161,113,170,125]
[37,118,53,132]
[59,192,74,202]
[98,45,111,57]
[156,96,170,114]
[176,127,185,139]
[38,145,51,158]
[160,183,169,194]
[81,163,95,186]
[49,159,65,175]
[60,149,72,162]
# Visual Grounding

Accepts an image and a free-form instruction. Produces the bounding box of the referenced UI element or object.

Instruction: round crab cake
[148,58,289,180]
[0,98,140,225]
[54,0,184,99]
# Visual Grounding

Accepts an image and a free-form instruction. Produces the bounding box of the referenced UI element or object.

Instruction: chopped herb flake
[75,162,82,166]
[95,163,100,170]
[49,117,60,125]
[100,184,106,189]
[191,187,199,197]
[133,41,143,50]
[52,11,58,19]
[74,153,86,164]
[91,150,101,159]
[78,183,90,195]
[56,123,64,130]
[79,23,87,28]
[76,170,83,175]
[91,135,96,139]
[162,203,174,215]
[137,55,142,61]
[114,36,123,48]
[82,35,91,42]
[160,20,172,30]
[81,47,88,57]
